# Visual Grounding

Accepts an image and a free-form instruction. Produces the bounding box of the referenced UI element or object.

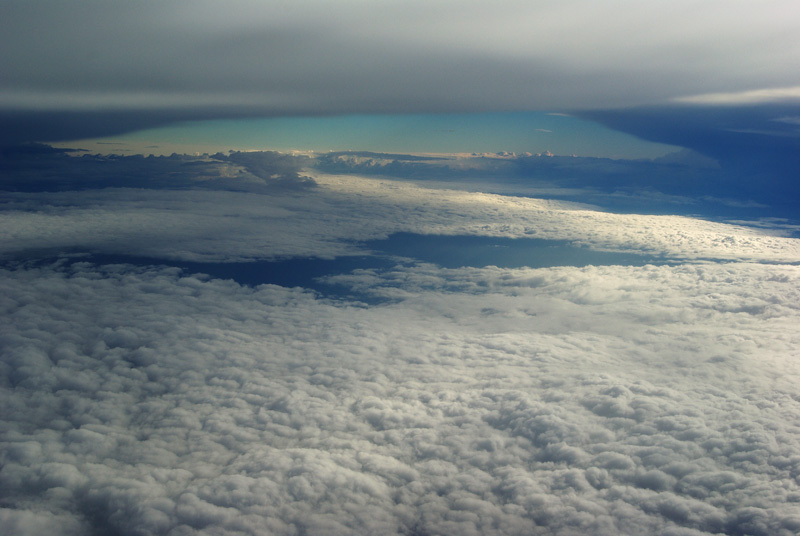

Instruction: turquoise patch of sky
[115,111,679,158]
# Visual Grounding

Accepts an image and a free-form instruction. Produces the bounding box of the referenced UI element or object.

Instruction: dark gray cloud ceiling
[2,0,799,142]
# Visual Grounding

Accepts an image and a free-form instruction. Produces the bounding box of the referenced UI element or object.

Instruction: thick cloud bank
[2,165,798,264]
[2,260,800,535]
[3,1,800,143]
[580,104,800,216]
[2,149,800,534]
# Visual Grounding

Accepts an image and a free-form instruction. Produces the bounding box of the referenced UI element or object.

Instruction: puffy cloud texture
[2,168,799,263]
[2,259,800,535]
[2,149,800,534]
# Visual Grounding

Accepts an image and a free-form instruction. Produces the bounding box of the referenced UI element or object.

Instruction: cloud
[674,86,800,106]
[315,149,723,210]
[580,103,800,215]
[4,147,791,221]
[2,259,800,534]
[2,165,799,264]
[0,148,312,193]
[0,109,260,146]
[2,147,800,534]
[2,1,799,142]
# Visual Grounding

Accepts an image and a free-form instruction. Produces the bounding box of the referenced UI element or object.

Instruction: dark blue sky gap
[2,235,679,299]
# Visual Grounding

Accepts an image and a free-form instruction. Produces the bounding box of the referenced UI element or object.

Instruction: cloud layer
[2,1,800,142]
[2,165,798,264]
[2,148,800,534]
[2,259,800,535]
[581,104,800,215]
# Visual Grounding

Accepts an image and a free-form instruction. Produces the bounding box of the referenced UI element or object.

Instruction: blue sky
[89,112,678,158]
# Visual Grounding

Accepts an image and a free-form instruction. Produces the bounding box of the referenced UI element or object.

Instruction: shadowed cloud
[2,1,799,143]
[581,104,800,215]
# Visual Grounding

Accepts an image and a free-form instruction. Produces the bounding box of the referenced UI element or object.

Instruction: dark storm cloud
[581,104,800,173]
[581,104,800,214]
[0,109,268,146]
[2,1,799,142]
[2,260,800,535]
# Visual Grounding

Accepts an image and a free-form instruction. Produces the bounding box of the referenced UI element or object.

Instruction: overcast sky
[2,0,800,145]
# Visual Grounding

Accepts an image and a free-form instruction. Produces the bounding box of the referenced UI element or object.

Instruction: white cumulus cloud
[2,259,800,534]
[2,153,800,534]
